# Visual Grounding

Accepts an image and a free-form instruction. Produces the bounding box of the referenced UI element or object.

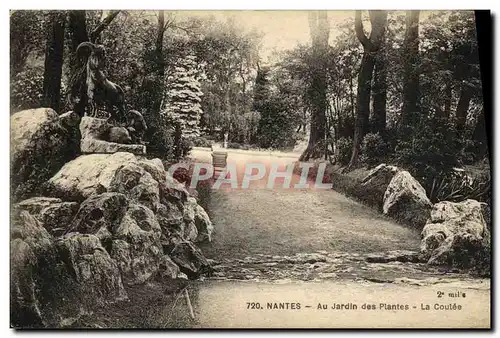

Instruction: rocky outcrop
[421,199,490,271]
[67,192,129,240]
[11,210,53,327]
[184,197,214,242]
[10,207,130,328]
[12,129,214,327]
[10,108,80,201]
[383,171,432,229]
[80,117,145,155]
[16,197,79,237]
[46,152,138,200]
[55,233,128,304]
[360,164,400,210]
[110,204,163,284]
[109,163,160,212]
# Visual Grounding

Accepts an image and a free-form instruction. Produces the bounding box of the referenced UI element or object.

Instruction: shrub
[335,137,352,166]
[191,137,213,148]
[360,132,387,166]
[10,67,44,113]
[428,168,491,203]
[395,114,462,185]
[144,114,192,162]
[227,142,242,149]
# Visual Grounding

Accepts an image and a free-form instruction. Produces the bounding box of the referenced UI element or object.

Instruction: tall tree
[68,11,89,55]
[347,10,387,168]
[164,55,204,139]
[153,10,166,113]
[371,14,388,135]
[300,11,329,161]
[42,11,66,112]
[401,10,421,127]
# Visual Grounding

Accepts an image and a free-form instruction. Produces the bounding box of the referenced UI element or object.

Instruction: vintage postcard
[10,9,491,329]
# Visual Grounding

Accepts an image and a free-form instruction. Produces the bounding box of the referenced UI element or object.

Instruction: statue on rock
[68,42,127,125]
[126,110,148,145]
[67,41,149,154]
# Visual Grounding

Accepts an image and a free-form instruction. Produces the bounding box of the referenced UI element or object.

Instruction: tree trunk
[371,32,388,135]
[401,10,421,128]
[349,52,376,167]
[300,11,329,161]
[347,10,387,169]
[68,11,89,57]
[444,83,452,118]
[472,107,488,158]
[42,11,66,113]
[67,11,89,79]
[456,83,474,131]
[153,10,166,113]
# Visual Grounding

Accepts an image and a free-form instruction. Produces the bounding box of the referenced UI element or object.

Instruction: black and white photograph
[9,9,491,329]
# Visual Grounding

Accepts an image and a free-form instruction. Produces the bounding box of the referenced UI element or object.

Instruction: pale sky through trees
[176,10,437,62]
[178,11,354,61]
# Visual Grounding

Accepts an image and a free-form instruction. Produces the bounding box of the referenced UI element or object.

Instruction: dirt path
[192,148,421,259]
[184,148,490,329]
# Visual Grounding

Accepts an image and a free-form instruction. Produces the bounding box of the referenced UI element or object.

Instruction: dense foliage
[11,10,488,178]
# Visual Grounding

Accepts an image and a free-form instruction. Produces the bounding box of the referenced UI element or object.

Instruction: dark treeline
[10,10,489,202]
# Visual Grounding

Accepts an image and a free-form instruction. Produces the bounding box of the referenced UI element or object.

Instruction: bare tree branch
[90,10,121,42]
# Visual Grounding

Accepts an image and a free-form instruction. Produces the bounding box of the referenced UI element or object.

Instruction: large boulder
[194,204,214,242]
[10,210,53,327]
[383,171,432,229]
[359,164,400,209]
[421,199,490,270]
[161,174,190,204]
[155,255,183,280]
[10,209,129,327]
[55,233,128,303]
[110,204,163,285]
[46,152,138,200]
[138,158,167,185]
[11,108,80,201]
[108,163,160,212]
[157,202,184,230]
[67,192,129,240]
[11,210,53,253]
[16,197,79,237]
[169,240,213,279]
[80,117,145,155]
[183,197,213,242]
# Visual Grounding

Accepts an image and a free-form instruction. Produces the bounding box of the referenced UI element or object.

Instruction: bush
[144,115,191,162]
[360,132,387,166]
[191,137,213,148]
[256,96,300,150]
[428,168,491,203]
[395,114,462,185]
[227,142,242,149]
[335,137,352,166]
[10,67,44,113]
